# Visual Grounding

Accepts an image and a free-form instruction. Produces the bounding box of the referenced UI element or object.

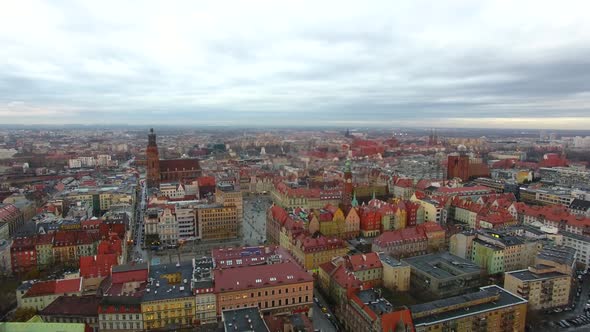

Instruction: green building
[471,239,505,275]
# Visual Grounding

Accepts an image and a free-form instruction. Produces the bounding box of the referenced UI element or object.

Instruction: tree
[145,234,160,246]
[23,268,40,280]
[12,308,37,322]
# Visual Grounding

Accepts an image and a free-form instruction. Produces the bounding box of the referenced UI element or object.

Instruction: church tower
[342,159,353,212]
[146,128,160,188]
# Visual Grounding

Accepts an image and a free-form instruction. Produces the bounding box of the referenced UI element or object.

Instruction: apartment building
[411,285,528,332]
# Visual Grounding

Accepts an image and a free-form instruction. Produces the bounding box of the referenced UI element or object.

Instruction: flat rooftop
[143,262,193,302]
[357,289,397,315]
[222,307,269,332]
[402,252,482,280]
[411,285,528,326]
[537,245,576,267]
[506,269,569,282]
[378,253,408,268]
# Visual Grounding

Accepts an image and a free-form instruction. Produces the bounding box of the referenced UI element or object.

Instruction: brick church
[146,128,201,188]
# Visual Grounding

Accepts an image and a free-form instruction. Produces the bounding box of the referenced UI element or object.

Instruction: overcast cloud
[1,0,590,128]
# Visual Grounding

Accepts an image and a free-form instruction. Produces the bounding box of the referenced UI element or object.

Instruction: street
[533,273,590,331]
[128,179,149,263]
[313,288,338,332]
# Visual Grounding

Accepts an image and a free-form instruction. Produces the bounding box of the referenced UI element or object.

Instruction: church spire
[352,191,359,207]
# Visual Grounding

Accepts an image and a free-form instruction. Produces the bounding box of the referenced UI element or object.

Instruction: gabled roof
[346,252,383,272]
[40,295,100,317]
[159,159,200,171]
[23,278,82,298]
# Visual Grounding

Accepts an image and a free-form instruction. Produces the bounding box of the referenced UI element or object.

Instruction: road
[313,288,338,332]
[128,178,149,263]
[533,273,590,331]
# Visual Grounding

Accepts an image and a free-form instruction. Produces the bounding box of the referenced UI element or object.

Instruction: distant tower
[146,128,160,188]
[342,160,353,212]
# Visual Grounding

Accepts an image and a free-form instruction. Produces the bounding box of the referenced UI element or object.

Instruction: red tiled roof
[214,262,312,293]
[346,252,382,272]
[24,278,82,298]
[159,159,201,171]
[297,235,346,253]
[520,203,590,229]
[381,307,415,332]
[374,226,427,247]
[80,254,119,278]
[112,269,148,284]
[269,205,289,225]
[197,176,216,187]
[332,265,362,290]
[394,178,414,188]
[274,182,342,199]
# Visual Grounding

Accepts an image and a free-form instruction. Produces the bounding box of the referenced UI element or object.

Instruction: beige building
[449,231,476,259]
[379,253,410,292]
[411,285,528,332]
[504,267,571,311]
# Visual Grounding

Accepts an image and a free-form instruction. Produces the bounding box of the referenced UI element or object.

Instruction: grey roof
[411,285,528,326]
[570,199,590,210]
[357,289,397,315]
[378,253,408,268]
[222,306,270,332]
[112,262,149,273]
[536,245,576,267]
[562,231,590,242]
[506,269,569,282]
[472,238,503,251]
[143,262,193,302]
[100,295,142,306]
[402,252,482,280]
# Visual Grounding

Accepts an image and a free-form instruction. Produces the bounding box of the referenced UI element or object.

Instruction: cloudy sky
[1,0,590,128]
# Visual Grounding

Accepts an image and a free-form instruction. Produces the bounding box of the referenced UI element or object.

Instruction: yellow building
[412,285,528,332]
[270,183,342,210]
[291,235,348,273]
[411,194,445,223]
[141,263,196,331]
[197,204,238,240]
[504,267,572,311]
[379,253,411,292]
[318,261,363,306]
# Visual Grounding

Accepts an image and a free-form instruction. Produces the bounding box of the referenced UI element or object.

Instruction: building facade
[411,285,528,332]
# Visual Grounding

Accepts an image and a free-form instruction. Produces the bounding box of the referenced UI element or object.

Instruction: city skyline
[2,1,590,129]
